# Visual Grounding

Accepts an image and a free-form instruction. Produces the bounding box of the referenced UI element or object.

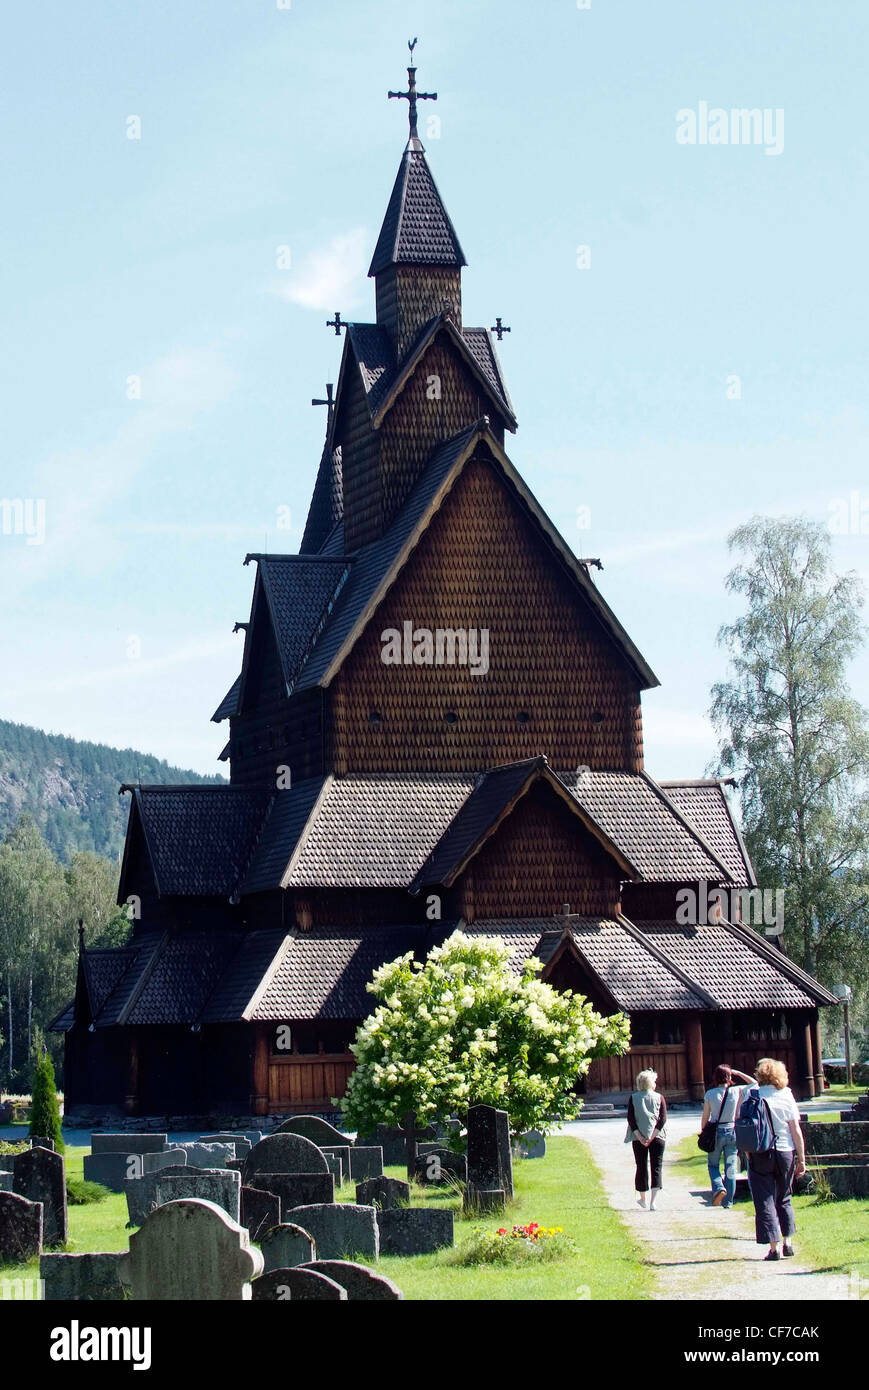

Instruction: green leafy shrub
[66,1177,111,1206]
[341,931,629,1139]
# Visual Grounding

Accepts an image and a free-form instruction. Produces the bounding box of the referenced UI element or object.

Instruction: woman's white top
[750,1084,801,1152]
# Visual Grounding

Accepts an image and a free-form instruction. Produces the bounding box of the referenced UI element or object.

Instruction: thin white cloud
[0,634,239,700]
[3,344,238,588]
[273,228,368,312]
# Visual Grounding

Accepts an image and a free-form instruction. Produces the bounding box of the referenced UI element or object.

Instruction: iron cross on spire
[490,317,511,341]
[326,312,346,336]
[388,37,437,140]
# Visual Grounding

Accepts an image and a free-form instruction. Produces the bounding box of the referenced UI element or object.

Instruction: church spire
[370,43,466,355]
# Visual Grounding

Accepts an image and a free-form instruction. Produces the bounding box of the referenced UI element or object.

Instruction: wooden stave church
[52,63,837,1118]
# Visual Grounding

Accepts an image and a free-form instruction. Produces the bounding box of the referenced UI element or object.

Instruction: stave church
[52,57,836,1118]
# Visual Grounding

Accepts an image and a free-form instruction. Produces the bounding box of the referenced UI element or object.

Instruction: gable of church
[330,453,644,773]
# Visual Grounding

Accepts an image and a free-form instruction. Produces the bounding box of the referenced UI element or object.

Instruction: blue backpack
[734,1089,777,1153]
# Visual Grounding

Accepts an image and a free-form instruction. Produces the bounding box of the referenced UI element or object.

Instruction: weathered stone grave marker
[284,1203,379,1261]
[122,1198,263,1300]
[0,1191,43,1261]
[13,1145,67,1247]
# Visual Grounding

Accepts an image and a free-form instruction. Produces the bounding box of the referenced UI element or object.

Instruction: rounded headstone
[252,1267,347,1301]
[242,1133,329,1182]
[261,1222,317,1272]
[299,1260,403,1301]
[275,1116,351,1148]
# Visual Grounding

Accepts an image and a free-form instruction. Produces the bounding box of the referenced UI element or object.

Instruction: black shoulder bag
[697,1084,730,1153]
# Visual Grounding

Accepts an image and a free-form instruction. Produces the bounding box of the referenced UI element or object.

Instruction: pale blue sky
[2,0,867,774]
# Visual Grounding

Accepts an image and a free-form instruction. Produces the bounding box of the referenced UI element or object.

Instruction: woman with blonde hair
[624,1068,667,1210]
[737,1057,807,1260]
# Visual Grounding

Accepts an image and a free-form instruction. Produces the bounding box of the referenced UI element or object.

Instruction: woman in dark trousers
[737,1057,807,1260]
[625,1068,668,1210]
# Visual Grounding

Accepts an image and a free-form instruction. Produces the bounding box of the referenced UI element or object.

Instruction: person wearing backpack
[699,1064,754,1207]
[735,1057,807,1260]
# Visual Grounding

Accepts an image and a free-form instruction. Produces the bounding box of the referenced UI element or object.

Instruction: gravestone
[848,1090,869,1121]
[200,1133,252,1158]
[299,1260,403,1301]
[91,1133,168,1154]
[13,1146,67,1247]
[252,1267,347,1301]
[30,1135,55,1150]
[123,1198,263,1300]
[241,1186,281,1243]
[242,1133,328,1183]
[276,1115,351,1147]
[125,1165,240,1227]
[261,1222,317,1272]
[376,1208,454,1256]
[0,1155,15,1172]
[515,1129,546,1159]
[168,1141,236,1169]
[143,1149,188,1175]
[83,1153,144,1194]
[802,1121,869,1155]
[323,1152,344,1186]
[355,1176,410,1210]
[357,1122,437,1168]
[466,1104,513,1199]
[248,1173,333,1220]
[0,1173,13,1193]
[40,1252,129,1301]
[0,1192,43,1261]
[347,1146,384,1181]
[413,1147,467,1184]
[463,1187,506,1215]
[284,1204,379,1261]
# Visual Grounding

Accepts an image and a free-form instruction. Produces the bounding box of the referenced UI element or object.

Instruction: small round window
[517,710,531,725]
[591,710,604,725]
[444,710,458,726]
[369,710,383,727]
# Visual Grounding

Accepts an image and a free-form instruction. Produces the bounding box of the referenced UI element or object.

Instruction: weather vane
[388,37,437,141]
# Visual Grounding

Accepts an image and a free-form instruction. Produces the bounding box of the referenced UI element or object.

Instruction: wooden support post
[685,1016,705,1102]
[124,1032,140,1116]
[799,1017,816,1099]
[811,1014,824,1096]
[252,1025,269,1117]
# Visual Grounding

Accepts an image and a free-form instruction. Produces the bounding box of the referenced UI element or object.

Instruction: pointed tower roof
[369,138,467,276]
[299,439,343,553]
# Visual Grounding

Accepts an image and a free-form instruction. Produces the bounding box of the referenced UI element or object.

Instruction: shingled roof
[119,787,273,899]
[300,441,344,554]
[410,757,638,892]
[659,780,756,887]
[247,555,351,692]
[631,918,839,1009]
[284,774,474,888]
[341,316,515,431]
[461,917,712,1012]
[250,924,456,1021]
[293,422,658,694]
[557,770,729,882]
[369,140,467,276]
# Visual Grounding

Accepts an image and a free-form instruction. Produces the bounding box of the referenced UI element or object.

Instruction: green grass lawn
[674,1132,869,1287]
[1,1135,649,1302]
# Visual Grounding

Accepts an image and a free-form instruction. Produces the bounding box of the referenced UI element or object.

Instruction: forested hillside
[0,719,224,862]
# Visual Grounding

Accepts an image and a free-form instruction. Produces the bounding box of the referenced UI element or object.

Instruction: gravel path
[564,1112,848,1301]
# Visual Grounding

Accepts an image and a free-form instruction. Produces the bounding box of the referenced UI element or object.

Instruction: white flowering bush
[340,931,630,1138]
